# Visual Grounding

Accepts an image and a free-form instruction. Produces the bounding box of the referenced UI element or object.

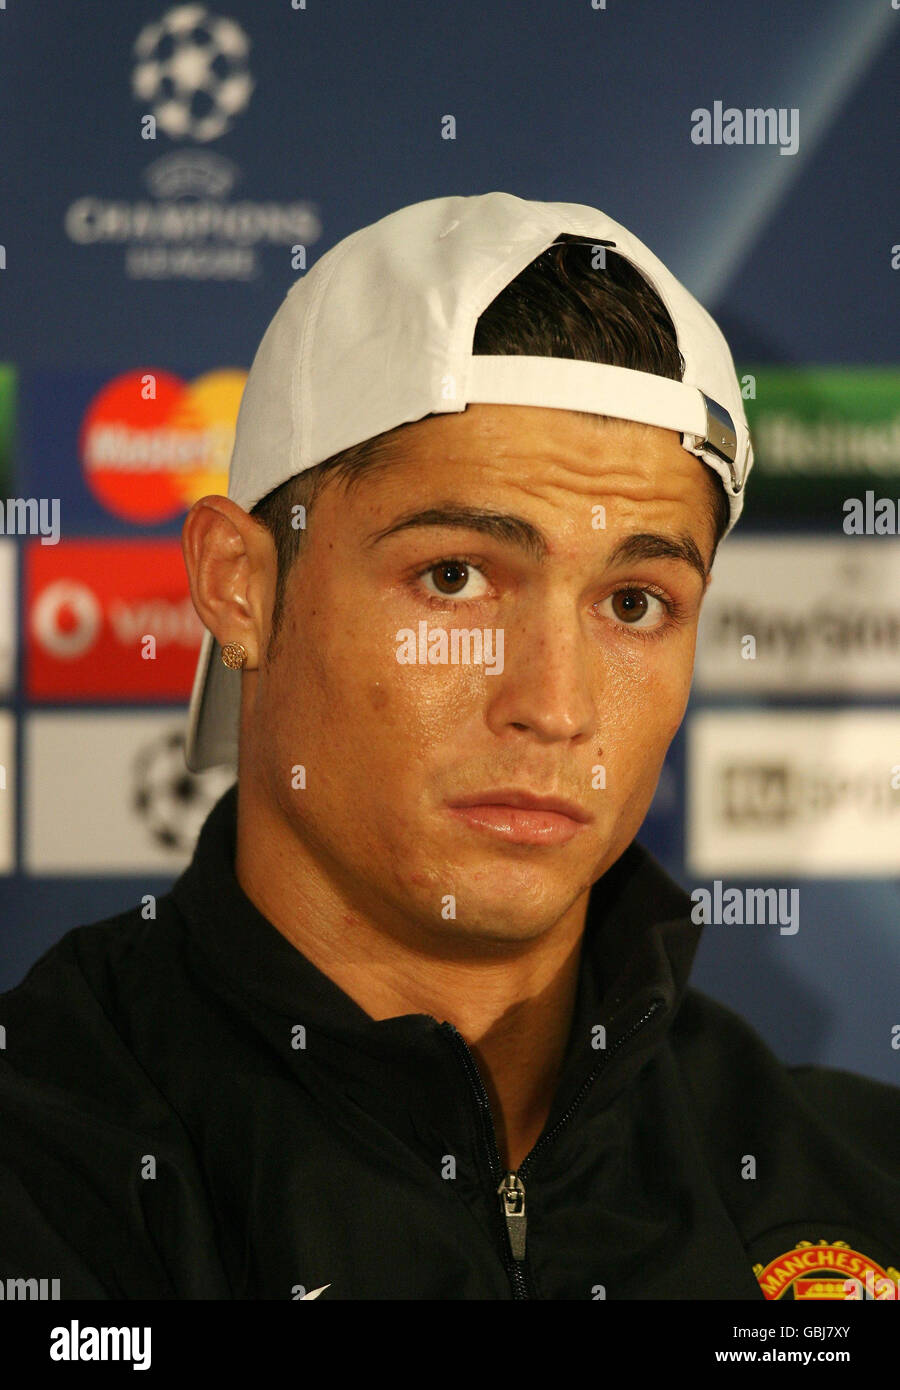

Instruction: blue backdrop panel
[1,0,898,1087]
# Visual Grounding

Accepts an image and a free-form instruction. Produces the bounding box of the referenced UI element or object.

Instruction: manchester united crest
[753,1240,900,1300]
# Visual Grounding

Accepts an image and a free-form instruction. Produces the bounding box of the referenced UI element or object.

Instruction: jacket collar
[172,783,702,1135]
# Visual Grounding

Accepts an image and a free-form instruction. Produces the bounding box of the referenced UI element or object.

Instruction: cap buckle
[699,393,741,491]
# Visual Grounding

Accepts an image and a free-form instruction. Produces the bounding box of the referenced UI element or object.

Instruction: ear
[181,496,276,670]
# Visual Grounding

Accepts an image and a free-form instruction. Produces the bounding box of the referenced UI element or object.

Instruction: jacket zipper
[443,996,664,1299]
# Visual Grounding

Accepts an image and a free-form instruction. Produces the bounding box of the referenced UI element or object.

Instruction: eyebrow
[364,504,710,582]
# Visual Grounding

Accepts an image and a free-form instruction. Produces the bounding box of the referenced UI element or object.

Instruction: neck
[234,779,591,1173]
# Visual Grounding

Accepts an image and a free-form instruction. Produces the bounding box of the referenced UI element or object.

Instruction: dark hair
[251,236,731,646]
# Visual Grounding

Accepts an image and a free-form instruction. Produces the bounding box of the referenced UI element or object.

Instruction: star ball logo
[132,4,254,143]
[78,368,245,524]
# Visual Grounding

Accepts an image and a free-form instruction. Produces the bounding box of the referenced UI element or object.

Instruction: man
[1,193,898,1300]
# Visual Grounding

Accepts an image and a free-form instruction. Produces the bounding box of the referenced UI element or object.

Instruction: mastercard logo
[79,368,246,524]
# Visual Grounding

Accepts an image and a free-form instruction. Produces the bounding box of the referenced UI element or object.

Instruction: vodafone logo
[32,580,102,658]
[31,580,199,660]
[79,367,245,524]
[26,540,204,700]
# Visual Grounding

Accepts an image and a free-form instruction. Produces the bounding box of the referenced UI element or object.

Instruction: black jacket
[1,784,898,1300]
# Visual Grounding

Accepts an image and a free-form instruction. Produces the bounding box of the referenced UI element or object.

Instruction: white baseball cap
[185,190,753,772]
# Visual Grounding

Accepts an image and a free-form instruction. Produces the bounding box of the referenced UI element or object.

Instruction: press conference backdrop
[1,2,898,1085]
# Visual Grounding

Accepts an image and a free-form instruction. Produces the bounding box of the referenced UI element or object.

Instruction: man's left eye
[601,588,668,628]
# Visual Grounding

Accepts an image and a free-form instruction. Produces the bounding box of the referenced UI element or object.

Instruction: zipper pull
[498,1172,527,1262]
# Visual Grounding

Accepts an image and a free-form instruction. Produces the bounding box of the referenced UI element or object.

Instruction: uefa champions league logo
[65,2,318,279]
[132,4,254,143]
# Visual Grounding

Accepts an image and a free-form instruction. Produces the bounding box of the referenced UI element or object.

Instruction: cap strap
[465,356,742,491]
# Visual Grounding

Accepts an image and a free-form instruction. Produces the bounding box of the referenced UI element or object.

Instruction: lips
[446,789,593,823]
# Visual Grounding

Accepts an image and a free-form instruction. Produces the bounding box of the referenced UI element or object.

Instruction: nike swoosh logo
[300,1284,331,1300]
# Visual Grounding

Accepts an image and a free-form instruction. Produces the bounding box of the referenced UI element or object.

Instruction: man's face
[247,404,716,947]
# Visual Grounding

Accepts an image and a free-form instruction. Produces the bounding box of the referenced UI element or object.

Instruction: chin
[433,915,553,949]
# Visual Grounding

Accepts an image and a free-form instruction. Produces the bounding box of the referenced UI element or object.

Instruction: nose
[482,596,598,745]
